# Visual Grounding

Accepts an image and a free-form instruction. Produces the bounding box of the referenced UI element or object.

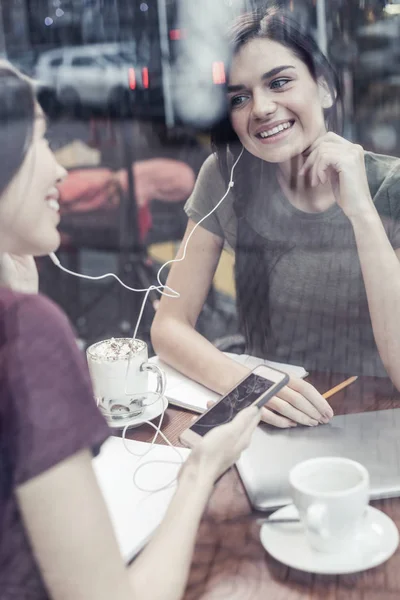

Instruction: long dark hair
[0,63,35,514]
[0,61,36,197]
[211,6,342,207]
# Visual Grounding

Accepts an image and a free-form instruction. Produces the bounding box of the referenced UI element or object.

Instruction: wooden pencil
[322,376,358,399]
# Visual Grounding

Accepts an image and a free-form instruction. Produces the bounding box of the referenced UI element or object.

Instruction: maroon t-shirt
[0,289,110,600]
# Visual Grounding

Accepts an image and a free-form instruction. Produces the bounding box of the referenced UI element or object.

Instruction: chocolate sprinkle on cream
[88,338,145,361]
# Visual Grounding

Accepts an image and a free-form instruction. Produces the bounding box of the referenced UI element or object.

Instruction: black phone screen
[189,373,275,437]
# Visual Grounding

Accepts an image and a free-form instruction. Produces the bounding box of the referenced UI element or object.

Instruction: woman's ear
[318,77,334,109]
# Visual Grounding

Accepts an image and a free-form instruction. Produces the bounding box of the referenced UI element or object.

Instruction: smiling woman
[151,7,400,428]
[0,61,262,600]
[0,62,67,293]
[0,62,67,263]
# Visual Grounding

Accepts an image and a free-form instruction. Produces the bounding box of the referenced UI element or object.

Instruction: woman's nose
[252,91,277,120]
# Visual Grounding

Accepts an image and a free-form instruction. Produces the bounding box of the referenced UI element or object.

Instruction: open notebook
[149,353,308,413]
[93,437,190,563]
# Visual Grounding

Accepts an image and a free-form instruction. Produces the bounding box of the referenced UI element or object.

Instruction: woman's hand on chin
[260,377,334,428]
[0,253,39,294]
[299,132,375,219]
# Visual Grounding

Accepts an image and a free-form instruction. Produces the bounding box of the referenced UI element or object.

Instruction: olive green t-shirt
[184,151,400,376]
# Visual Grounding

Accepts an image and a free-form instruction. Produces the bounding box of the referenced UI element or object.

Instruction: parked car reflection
[34,43,143,117]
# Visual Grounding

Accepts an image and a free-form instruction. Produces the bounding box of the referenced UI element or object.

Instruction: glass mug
[86,338,165,423]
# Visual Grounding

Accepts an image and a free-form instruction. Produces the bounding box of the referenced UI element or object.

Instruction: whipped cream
[88,337,146,362]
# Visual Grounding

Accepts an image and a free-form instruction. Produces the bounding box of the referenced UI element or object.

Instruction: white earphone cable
[49,147,243,322]
[50,149,244,492]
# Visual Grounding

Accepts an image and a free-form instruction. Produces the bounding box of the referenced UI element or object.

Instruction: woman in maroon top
[0,61,261,600]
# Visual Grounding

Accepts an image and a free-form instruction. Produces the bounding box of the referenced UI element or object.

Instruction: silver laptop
[237,408,400,512]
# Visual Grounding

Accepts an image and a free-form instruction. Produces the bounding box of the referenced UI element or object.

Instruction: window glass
[71,56,96,67]
[50,57,63,67]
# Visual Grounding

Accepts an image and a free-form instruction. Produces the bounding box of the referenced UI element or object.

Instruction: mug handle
[140,362,166,401]
[306,503,330,539]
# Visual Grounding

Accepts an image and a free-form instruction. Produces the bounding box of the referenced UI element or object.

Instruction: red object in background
[169,29,187,41]
[116,159,195,207]
[142,67,149,89]
[57,159,195,244]
[212,61,226,85]
[128,68,136,90]
[57,169,152,242]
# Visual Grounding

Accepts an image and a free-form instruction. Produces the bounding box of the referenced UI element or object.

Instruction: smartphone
[180,364,289,447]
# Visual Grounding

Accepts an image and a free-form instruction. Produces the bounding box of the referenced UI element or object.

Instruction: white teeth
[259,121,293,138]
[47,198,60,211]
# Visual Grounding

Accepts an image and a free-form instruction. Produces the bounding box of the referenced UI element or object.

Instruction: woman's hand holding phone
[180,365,289,447]
[180,406,261,486]
[198,372,334,429]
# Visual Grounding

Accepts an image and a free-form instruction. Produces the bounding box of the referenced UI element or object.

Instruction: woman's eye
[270,78,290,90]
[230,95,247,109]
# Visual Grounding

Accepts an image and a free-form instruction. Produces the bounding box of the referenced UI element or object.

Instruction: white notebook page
[93,437,190,562]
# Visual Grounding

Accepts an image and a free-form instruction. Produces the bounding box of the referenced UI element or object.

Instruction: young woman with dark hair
[0,60,261,600]
[152,7,400,428]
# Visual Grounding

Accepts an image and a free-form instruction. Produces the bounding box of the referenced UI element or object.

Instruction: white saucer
[260,504,399,574]
[106,396,168,430]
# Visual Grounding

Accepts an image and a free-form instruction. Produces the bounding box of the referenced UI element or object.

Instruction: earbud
[321,92,333,109]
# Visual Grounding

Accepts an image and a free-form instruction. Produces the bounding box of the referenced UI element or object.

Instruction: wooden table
[128,372,400,599]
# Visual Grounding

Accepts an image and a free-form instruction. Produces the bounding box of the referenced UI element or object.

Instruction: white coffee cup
[86,337,165,423]
[289,457,370,553]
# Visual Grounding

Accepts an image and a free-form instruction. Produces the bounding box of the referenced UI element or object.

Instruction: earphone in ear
[317,76,334,110]
[322,93,332,108]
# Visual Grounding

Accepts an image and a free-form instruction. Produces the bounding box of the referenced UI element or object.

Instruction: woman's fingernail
[308,419,319,427]
[325,410,334,419]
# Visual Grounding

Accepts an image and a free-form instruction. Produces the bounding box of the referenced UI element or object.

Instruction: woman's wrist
[218,362,250,396]
[178,456,215,497]
[347,199,379,228]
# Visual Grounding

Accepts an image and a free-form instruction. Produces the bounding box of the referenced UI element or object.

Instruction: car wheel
[108,87,133,119]
[37,88,61,119]
[59,86,83,119]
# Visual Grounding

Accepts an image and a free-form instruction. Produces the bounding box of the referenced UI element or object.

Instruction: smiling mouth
[46,198,60,211]
[45,187,60,212]
[256,120,295,140]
